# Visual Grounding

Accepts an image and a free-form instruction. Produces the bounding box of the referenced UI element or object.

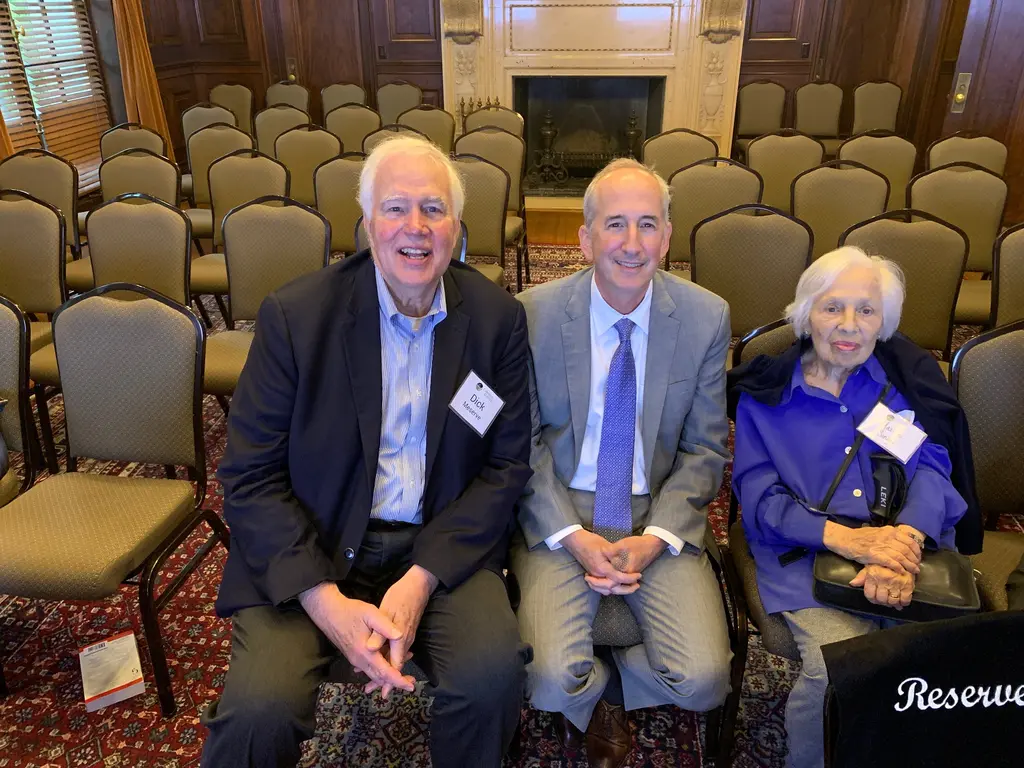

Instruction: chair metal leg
[214,295,232,330]
[0,660,8,696]
[523,234,531,284]
[215,395,230,415]
[717,545,749,768]
[163,465,177,479]
[515,237,524,293]
[193,297,213,329]
[138,573,177,718]
[33,384,59,475]
[192,237,206,256]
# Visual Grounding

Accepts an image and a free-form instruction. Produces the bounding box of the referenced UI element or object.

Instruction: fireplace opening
[513,75,666,196]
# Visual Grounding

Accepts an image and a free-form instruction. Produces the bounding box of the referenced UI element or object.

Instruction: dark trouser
[200,524,528,768]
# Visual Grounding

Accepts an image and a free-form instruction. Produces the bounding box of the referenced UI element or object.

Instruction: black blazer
[215,251,533,616]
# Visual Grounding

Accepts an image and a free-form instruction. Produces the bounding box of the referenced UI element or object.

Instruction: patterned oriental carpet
[0,246,1007,768]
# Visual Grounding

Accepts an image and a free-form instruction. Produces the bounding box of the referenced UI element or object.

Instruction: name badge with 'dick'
[856,403,927,464]
[449,370,505,437]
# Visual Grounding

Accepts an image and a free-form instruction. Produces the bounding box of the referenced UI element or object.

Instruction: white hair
[358,135,465,222]
[785,246,905,340]
[582,158,671,228]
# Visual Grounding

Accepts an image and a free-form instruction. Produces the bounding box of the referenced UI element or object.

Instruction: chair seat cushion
[955,280,992,325]
[0,467,19,508]
[667,265,691,281]
[28,321,52,353]
[77,210,88,234]
[471,261,506,288]
[29,343,60,386]
[504,216,524,244]
[729,520,800,661]
[185,207,214,239]
[204,330,255,396]
[190,253,228,294]
[0,473,195,600]
[592,595,643,647]
[182,174,194,200]
[970,530,1024,612]
[65,257,95,293]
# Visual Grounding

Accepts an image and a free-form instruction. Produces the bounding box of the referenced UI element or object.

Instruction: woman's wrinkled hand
[850,564,915,608]
[823,522,922,574]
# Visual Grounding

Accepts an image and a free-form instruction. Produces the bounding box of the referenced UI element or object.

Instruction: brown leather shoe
[585,700,632,768]
[553,712,585,751]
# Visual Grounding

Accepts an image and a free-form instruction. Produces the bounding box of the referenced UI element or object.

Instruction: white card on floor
[449,370,504,437]
[856,403,927,464]
[79,630,146,712]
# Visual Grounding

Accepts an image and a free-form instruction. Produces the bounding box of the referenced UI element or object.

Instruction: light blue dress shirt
[545,275,684,555]
[369,266,447,523]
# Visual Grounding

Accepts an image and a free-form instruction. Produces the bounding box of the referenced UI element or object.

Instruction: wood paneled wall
[147,0,443,131]
[738,0,965,149]
[144,0,270,161]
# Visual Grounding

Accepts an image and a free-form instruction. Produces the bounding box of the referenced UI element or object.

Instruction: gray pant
[511,490,732,731]
[782,607,900,768]
[200,526,528,768]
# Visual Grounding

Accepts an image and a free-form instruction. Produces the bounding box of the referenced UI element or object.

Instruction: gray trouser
[511,490,732,731]
[782,607,899,768]
[200,526,528,768]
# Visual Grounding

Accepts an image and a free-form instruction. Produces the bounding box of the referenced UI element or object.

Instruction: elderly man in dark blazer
[200,136,533,768]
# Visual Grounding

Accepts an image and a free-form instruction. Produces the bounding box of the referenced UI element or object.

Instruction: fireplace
[513,76,666,195]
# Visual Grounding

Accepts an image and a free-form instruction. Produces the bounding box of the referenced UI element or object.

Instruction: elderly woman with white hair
[726,246,980,768]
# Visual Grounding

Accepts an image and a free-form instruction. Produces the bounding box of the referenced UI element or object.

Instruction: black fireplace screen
[513,76,666,196]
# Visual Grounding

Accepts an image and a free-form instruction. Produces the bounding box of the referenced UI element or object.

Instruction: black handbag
[808,384,980,622]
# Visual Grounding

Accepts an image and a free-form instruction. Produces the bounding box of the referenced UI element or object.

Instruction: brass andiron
[624,110,641,159]
[527,110,569,185]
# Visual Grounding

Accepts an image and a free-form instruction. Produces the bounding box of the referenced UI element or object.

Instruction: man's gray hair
[785,246,906,340]
[582,158,671,228]
[358,135,465,221]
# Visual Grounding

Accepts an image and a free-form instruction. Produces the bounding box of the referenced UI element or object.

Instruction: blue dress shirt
[733,353,967,614]
[545,275,685,555]
[369,265,447,523]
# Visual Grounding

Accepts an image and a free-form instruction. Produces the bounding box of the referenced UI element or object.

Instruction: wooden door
[740,0,830,91]
[365,0,443,106]
[942,0,1024,222]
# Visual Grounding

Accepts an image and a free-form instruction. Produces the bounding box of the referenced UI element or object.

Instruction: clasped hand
[850,563,915,609]
[299,565,437,700]
[562,529,666,596]
[824,522,924,575]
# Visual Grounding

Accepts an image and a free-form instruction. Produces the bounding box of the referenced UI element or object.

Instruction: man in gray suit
[513,159,732,767]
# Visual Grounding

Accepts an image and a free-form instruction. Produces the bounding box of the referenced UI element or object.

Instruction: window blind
[1,0,111,191]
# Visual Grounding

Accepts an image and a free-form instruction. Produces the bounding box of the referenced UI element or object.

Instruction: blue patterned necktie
[593,318,636,544]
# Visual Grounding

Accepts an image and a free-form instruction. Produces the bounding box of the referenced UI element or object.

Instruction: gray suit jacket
[517,267,731,551]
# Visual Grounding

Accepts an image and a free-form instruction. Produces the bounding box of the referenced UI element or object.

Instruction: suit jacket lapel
[562,270,592,472]
[642,273,679,483]
[425,270,468,483]
[341,257,384,495]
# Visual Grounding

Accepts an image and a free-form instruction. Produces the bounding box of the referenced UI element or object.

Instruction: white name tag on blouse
[449,370,504,437]
[856,403,927,464]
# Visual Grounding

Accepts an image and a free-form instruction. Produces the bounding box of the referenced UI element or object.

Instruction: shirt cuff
[545,524,583,550]
[643,526,683,556]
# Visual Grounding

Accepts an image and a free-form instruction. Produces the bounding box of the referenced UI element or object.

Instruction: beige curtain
[0,111,13,160]
[112,0,175,162]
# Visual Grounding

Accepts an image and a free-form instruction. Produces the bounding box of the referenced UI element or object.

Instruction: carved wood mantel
[439,0,750,155]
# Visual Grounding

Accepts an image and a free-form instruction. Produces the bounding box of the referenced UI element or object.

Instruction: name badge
[449,370,504,437]
[856,403,927,464]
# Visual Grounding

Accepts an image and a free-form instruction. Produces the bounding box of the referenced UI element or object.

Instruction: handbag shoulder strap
[819,381,892,513]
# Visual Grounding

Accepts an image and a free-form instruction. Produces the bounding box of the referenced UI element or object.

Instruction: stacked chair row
[733,79,903,157]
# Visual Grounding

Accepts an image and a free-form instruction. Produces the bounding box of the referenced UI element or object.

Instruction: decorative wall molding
[439,0,749,150]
